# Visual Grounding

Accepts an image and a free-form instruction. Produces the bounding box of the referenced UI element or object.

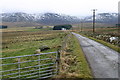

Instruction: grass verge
[78,33,120,53]
[56,33,93,79]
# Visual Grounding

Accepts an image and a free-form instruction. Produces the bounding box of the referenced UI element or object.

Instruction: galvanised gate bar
[0,51,60,79]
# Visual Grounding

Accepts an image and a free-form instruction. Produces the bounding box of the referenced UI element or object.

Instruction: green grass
[3,36,62,57]
[57,33,93,79]
[2,30,67,78]
[26,28,52,32]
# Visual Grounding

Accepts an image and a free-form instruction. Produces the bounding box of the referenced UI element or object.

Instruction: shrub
[53,24,72,30]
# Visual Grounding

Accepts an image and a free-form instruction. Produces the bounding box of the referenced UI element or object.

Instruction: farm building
[0,25,8,29]
[62,28,66,30]
[53,24,72,30]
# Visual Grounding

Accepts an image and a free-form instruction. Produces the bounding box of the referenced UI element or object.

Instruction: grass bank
[57,33,93,79]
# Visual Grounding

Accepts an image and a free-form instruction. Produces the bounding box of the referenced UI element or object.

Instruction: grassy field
[2,28,67,78]
[72,23,115,30]
[2,31,66,57]
[2,22,42,27]
[1,26,53,32]
[56,33,93,79]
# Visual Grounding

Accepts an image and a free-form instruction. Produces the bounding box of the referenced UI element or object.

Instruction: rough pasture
[2,30,67,78]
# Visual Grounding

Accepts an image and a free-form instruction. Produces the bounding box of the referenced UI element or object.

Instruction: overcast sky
[0,0,120,17]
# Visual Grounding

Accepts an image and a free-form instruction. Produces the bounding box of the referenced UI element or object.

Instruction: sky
[0,0,120,17]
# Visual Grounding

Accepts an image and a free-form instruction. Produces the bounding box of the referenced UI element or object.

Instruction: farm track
[72,32,119,78]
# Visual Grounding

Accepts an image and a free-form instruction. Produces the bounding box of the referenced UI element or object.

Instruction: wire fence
[0,51,60,79]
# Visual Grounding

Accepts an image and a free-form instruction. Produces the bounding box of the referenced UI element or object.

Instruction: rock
[6,46,8,48]
[34,49,41,54]
[39,45,50,51]
[109,37,118,42]
[53,45,61,48]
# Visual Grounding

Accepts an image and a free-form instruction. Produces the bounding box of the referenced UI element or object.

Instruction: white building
[62,28,66,30]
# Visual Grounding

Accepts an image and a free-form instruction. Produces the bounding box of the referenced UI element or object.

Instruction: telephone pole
[92,9,97,33]
[81,19,84,32]
[81,21,83,32]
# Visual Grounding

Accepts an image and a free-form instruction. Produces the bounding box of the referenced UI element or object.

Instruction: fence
[0,51,60,79]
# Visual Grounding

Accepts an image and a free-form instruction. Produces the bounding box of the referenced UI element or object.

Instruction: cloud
[0,0,119,16]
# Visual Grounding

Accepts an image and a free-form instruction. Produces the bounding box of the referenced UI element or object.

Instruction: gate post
[56,50,60,75]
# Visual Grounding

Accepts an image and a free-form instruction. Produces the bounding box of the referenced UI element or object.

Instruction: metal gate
[0,51,60,79]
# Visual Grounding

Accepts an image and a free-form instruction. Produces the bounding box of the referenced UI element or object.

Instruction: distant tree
[0,25,8,29]
[116,24,120,27]
[53,24,72,30]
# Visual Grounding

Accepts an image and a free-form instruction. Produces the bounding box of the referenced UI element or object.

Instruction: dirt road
[72,32,119,78]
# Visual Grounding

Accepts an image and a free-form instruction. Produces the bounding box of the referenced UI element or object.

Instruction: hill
[1,12,118,27]
[1,12,80,26]
[84,13,118,24]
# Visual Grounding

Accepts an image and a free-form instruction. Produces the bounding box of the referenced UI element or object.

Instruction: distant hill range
[1,12,80,25]
[0,12,118,26]
[84,13,118,24]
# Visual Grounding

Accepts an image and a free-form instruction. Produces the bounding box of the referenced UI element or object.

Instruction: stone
[39,45,50,51]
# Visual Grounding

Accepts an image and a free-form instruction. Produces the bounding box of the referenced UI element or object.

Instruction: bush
[0,25,8,29]
[53,24,72,30]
